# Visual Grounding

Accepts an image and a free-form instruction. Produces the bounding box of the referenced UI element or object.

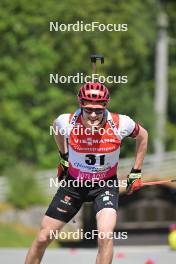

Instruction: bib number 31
[85,154,105,165]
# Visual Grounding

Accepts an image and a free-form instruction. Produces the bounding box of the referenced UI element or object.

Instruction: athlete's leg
[95,208,117,264]
[92,176,119,264]
[25,181,83,264]
[25,215,65,264]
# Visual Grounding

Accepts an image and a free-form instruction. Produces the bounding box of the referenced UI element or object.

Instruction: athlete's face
[81,101,107,127]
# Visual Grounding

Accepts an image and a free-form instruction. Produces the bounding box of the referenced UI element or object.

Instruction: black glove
[126,168,142,195]
[57,152,69,181]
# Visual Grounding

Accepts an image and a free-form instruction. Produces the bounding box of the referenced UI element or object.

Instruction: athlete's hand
[57,152,69,181]
[126,168,142,195]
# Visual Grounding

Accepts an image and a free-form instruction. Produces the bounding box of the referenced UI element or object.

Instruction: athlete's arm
[126,124,148,194]
[53,120,67,154]
[53,120,69,179]
[133,125,148,170]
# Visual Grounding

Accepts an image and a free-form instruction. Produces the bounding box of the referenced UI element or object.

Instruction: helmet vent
[78,82,110,104]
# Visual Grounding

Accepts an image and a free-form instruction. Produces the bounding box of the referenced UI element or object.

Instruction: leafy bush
[5,163,47,209]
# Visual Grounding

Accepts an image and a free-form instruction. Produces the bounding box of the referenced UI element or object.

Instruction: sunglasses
[83,108,105,115]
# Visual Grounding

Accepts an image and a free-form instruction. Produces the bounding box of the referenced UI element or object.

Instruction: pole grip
[90,54,104,64]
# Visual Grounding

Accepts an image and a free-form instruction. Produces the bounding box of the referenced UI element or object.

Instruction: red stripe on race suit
[130,123,140,138]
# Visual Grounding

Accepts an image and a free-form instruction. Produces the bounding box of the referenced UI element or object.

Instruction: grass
[0,222,58,248]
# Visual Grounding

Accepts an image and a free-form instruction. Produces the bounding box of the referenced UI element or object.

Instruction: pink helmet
[78,82,110,108]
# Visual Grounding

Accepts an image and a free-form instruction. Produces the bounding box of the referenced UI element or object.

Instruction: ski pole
[141,179,176,186]
[127,178,176,195]
[90,54,104,74]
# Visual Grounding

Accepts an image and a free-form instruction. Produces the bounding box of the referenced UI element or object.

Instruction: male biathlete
[25,82,148,264]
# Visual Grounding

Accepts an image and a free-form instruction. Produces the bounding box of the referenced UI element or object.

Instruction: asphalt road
[0,246,175,264]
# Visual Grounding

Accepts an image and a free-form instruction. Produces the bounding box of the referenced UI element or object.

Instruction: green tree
[0,0,175,171]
